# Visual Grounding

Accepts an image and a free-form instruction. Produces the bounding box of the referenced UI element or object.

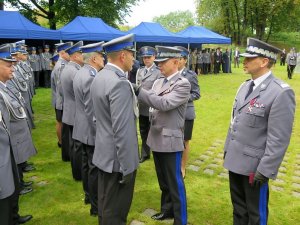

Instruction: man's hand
[131,83,141,96]
[119,172,134,185]
[253,171,269,187]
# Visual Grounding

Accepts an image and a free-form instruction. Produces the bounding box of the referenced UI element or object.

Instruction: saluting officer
[40,45,52,87]
[72,42,105,216]
[90,34,139,225]
[0,44,33,225]
[175,46,200,178]
[136,46,161,163]
[29,47,41,88]
[224,38,295,225]
[51,42,72,151]
[135,46,191,224]
[61,41,84,180]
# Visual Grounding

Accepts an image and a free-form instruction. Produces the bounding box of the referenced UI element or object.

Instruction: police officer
[136,46,191,224]
[136,46,161,163]
[61,41,84,180]
[175,46,200,178]
[29,47,41,88]
[90,34,139,225]
[41,45,52,87]
[0,44,33,225]
[72,42,105,216]
[223,38,295,225]
[286,47,297,79]
[51,42,72,152]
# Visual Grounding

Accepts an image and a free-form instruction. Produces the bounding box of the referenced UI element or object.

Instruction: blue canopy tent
[58,16,126,41]
[127,22,188,47]
[177,26,231,44]
[0,10,61,40]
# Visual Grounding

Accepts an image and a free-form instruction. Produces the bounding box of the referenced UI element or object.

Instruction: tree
[153,10,196,32]
[196,0,300,44]
[4,0,141,29]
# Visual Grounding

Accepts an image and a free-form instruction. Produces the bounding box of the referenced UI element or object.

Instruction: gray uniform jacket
[180,68,200,120]
[136,64,161,116]
[138,73,191,153]
[286,52,297,66]
[61,61,81,126]
[91,64,139,176]
[72,64,97,146]
[0,93,15,199]
[0,83,36,164]
[19,62,34,98]
[53,58,68,110]
[223,74,295,179]
[41,52,53,70]
[29,54,41,71]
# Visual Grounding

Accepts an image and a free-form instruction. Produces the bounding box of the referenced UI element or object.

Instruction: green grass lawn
[20,64,300,225]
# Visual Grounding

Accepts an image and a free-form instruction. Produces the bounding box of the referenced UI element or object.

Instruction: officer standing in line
[41,45,52,87]
[135,46,190,224]
[29,47,41,88]
[51,42,72,151]
[0,44,33,225]
[72,42,105,216]
[90,34,139,225]
[175,46,200,179]
[61,41,84,180]
[286,47,297,79]
[136,46,161,163]
[223,38,295,225]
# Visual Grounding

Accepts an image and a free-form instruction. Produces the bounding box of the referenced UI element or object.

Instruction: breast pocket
[245,107,265,127]
[162,128,184,151]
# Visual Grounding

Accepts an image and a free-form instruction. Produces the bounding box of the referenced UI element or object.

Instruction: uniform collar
[107,62,125,74]
[166,71,179,81]
[252,71,271,90]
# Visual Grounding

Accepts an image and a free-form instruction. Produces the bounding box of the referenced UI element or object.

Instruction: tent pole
[188,43,190,68]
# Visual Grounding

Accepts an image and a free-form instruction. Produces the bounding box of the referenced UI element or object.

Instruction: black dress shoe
[18,215,33,224]
[90,209,98,217]
[21,181,33,187]
[151,212,174,220]
[139,156,150,163]
[57,142,62,148]
[19,187,33,195]
[22,165,36,173]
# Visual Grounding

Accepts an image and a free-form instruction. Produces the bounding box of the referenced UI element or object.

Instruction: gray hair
[83,52,97,63]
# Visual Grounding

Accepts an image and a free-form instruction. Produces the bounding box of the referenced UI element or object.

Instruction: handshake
[131,83,141,96]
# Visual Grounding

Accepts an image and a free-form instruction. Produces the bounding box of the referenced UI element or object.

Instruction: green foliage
[21,65,300,224]
[153,10,196,32]
[195,0,300,44]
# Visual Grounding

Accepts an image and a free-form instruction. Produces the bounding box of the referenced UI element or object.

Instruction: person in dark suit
[175,46,200,178]
[72,42,105,216]
[136,46,191,224]
[90,34,139,225]
[280,49,286,66]
[224,38,295,225]
[214,48,222,74]
[136,46,161,163]
[222,48,230,73]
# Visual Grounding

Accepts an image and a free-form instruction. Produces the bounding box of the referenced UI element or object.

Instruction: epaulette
[274,79,290,89]
[115,70,126,79]
[89,69,96,77]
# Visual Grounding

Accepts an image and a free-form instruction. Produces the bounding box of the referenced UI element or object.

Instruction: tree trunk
[48,0,56,29]
[233,0,241,45]
[0,2,4,10]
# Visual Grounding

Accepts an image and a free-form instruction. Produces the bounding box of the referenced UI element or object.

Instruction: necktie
[162,78,168,87]
[245,81,255,100]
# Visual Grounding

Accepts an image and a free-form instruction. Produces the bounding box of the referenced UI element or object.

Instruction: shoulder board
[187,70,197,75]
[274,79,290,89]
[115,70,126,78]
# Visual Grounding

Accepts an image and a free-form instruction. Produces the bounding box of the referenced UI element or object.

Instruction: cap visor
[154,58,169,62]
[1,58,17,62]
[239,53,258,58]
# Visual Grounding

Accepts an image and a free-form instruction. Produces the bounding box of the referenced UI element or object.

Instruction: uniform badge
[261,83,266,89]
